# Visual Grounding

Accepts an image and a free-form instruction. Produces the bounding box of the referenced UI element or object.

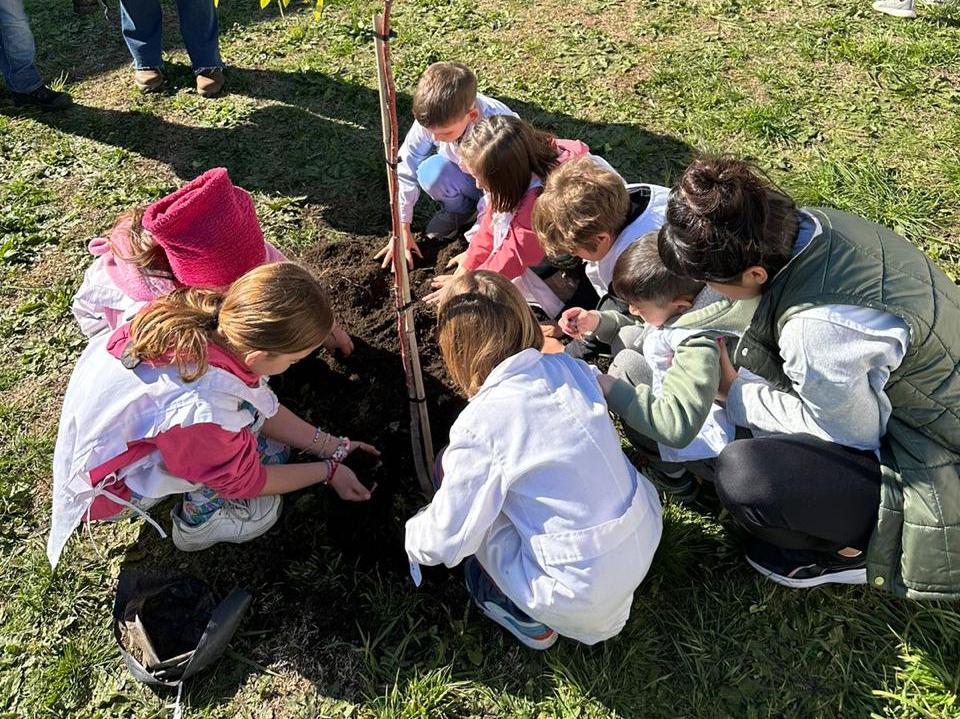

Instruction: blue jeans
[119,0,222,73]
[0,0,42,93]
[417,155,481,216]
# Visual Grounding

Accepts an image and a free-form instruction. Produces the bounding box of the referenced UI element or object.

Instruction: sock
[179,487,224,526]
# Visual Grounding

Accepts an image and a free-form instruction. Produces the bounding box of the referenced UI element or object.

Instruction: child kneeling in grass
[72,167,352,354]
[561,233,757,498]
[424,116,619,319]
[49,262,378,568]
[405,271,662,649]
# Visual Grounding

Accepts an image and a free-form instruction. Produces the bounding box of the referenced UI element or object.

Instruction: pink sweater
[463,139,590,279]
[87,324,268,520]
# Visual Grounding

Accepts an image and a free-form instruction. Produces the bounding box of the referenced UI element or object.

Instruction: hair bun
[679,157,764,219]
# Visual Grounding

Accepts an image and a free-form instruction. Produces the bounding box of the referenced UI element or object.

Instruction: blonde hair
[532,156,630,257]
[129,262,333,382]
[459,116,559,213]
[412,62,477,129]
[437,271,543,397]
[108,209,173,280]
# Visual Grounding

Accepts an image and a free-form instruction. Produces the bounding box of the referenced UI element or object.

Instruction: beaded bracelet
[331,436,350,463]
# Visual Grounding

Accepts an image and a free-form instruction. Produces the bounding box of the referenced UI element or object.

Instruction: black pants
[715,434,882,553]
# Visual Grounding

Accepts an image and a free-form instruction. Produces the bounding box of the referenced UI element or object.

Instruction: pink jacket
[86,323,268,520]
[463,139,590,279]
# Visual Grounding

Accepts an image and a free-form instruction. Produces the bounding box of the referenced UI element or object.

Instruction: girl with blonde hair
[406,271,662,649]
[49,262,377,567]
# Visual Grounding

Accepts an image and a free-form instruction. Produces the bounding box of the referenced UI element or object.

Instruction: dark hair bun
[678,157,767,220]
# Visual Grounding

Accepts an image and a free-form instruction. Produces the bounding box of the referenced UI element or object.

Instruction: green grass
[1,0,960,716]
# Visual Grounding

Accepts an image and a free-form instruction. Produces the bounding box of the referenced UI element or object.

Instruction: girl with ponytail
[49,262,378,566]
[654,156,960,598]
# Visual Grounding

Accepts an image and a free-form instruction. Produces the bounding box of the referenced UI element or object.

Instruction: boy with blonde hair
[376,62,517,270]
[532,157,669,358]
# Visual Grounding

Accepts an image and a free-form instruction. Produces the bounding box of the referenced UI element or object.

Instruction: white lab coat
[405,349,662,644]
[48,331,278,568]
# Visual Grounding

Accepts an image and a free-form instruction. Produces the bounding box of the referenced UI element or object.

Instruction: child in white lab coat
[405,270,662,649]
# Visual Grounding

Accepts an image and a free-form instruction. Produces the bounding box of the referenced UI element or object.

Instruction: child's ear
[744,266,769,287]
[467,107,480,122]
[243,349,268,368]
[673,296,695,313]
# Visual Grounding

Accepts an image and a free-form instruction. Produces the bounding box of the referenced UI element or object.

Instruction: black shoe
[643,465,700,502]
[745,539,867,589]
[11,85,73,111]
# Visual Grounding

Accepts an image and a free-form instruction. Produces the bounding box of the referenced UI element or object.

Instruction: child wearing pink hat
[72,168,353,355]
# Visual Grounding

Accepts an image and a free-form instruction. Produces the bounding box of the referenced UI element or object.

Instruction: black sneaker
[11,85,73,111]
[643,465,700,503]
[745,539,867,588]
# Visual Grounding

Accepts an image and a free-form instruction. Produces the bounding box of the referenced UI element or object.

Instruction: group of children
[50,59,960,654]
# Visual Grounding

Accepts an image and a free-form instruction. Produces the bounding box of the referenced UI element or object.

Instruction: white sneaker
[871,0,917,17]
[171,496,282,552]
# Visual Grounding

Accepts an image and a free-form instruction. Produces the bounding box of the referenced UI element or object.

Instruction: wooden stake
[373,3,435,497]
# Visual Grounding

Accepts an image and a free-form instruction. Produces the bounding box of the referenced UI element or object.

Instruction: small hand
[597,373,617,397]
[559,307,599,339]
[323,324,354,357]
[445,251,468,271]
[716,337,738,401]
[329,464,373,501]
[375,224,421,272]
[423,274,455,306]
[347,440,380,457]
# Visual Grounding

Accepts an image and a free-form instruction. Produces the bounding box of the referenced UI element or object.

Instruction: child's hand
[423,274,455,305]
[445,251,467,270]
[323,324,355,357]
[330,464,374,501]
[716,337,738,401]
[348,440,380,457]
[559,308,600,339]
[375,224,422,272]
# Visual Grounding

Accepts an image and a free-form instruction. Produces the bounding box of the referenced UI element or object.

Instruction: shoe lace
[220,499,254,521]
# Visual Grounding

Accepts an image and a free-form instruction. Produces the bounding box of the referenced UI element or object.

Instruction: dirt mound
[267,233,468,572]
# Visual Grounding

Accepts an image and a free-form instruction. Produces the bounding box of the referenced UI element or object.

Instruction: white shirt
[405,350,662,644]
[397,94,517,224]
[585,184,670,296]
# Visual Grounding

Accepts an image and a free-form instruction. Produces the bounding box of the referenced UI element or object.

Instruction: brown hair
[459,116,560,213]
[437,271,544,397]
[612,231,704,306]
[108,209,173,280]
[657,156,799,283]
[412,62,478,129]
[532,156,631,257]
[129,262,333,382]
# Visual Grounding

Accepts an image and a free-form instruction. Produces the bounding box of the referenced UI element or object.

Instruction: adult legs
[715,433,881,553]
[119,0,164,70]
[0,0,43,93]
[174,0,221,72]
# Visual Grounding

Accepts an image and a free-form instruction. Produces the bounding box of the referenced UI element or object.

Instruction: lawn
[1,0,959,717]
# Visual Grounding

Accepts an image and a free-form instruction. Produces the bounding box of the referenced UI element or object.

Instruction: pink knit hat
[142,168,266,289]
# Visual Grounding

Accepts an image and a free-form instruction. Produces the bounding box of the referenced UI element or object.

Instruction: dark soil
[268,233,468,574]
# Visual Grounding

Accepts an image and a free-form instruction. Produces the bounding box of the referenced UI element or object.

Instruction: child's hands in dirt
[330,464,374,501]
[375,224,422,272]
[559,307,600,339]
[445,251,467,270]
[424,274,456,305]
[347,440,380,457]
[716,337,738,401]
[323,324,355,357]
